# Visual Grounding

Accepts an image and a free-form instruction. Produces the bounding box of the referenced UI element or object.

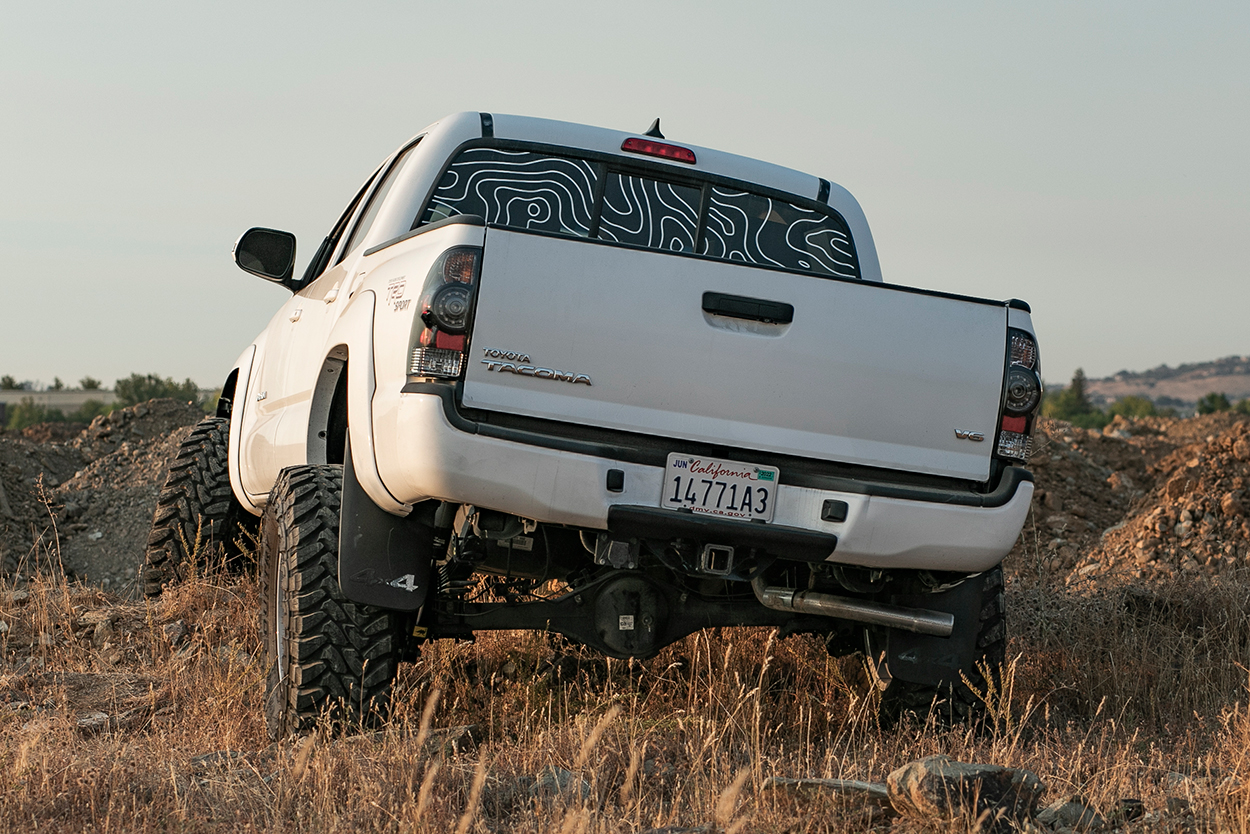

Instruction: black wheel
[878,565,1006,725]
[260,465,404,739]
[143,417,257,597]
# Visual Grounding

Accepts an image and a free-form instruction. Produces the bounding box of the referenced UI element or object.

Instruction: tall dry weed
[5,525,1250,830]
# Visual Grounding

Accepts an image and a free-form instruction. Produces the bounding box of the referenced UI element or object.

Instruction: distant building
[0,390,118,425]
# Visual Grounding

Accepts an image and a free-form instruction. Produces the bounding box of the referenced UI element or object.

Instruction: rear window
[422,149,598,237]
[702,187,858,278]
[420,146,859,279]
[598,173,701,253]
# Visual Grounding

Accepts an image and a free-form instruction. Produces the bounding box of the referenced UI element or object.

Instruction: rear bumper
[378,391,1033,573]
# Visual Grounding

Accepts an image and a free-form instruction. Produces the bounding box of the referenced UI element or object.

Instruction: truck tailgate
[462,230,1007,482]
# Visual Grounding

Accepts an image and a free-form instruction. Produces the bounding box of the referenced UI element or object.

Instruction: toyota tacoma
[144,112,1042,736]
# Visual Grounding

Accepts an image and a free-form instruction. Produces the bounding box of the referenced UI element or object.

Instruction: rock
[76,711,111,733]
[0,620,7,634]
[1044,492,1064,512]
[1221,492,1244,517]
[763,776,892,806]
[215,645,254,667]
[191,750,247,770]
[92,618,116,648]
[1108,798,1145,824]
[3,589,30,606]
[1166,475,1198,500]
[886,756,1045,831]
[532,765,591,801]
[422,724,480,756]
[1036,796,1104,831]
[163,620,190,647]
[1166,796,1192,816]
[1107,472,1134,492]
[1234,437,1250,462]
[1046,514,1074,531]
[1165,771,1207,791]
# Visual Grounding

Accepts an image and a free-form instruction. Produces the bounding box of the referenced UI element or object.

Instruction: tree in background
[73,400,112,423]
[79,376,102,390]
[1043,369,1110,429]
[1107,395,1157,419]
[201,387,222,414]
[1196,392,1232,414]
[1,376,30,390]
[114,373,200,407]
[4,398,65,430]
[50,377,65,391]
[4,396,113,430]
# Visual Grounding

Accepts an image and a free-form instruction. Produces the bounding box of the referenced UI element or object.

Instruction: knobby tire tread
[143,417,256,597]
[260,465,402,739]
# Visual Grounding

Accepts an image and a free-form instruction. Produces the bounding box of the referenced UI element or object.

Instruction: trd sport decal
[386,277,410,312]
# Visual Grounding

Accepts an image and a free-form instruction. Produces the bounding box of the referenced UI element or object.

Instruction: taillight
[620,137,697,164]
[408,246,481,379]
[996,327,1041,461]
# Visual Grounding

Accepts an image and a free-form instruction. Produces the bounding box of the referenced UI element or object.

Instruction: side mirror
[234,228,297,287]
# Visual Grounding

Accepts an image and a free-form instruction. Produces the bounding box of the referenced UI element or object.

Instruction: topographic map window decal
[423,149,598,237]
[701,187,859,278]
[598,174,701,252]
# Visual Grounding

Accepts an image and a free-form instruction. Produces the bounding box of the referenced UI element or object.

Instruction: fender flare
[324,289,411,516]
[226,343,261,515]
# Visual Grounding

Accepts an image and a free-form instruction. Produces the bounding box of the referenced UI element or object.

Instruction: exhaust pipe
[751,575,954,637]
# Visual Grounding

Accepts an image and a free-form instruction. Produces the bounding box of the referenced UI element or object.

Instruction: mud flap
[884,573,987,688]
[338,438,434,612]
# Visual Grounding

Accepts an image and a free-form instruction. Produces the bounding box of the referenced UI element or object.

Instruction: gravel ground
[0,399,204,596]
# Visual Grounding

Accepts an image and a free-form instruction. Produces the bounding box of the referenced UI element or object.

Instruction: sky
[2,1,1247,390]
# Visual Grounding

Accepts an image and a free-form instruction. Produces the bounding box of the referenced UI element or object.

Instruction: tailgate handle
[702,292,794,324]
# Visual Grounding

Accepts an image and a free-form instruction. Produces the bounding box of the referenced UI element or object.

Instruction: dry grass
[4,530,1250,831]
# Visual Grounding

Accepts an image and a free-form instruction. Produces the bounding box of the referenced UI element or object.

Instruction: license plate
[661,453,779,522]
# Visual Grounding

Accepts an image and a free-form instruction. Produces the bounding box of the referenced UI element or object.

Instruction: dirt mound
[1073,419,1250,582]
[1007,413,1250,585]
[0,438,87,573]
[71,399,203,462]
[0,400,204,595]
[20,422,88,443]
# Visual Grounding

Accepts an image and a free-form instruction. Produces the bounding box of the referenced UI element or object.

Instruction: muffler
[750,575,954,637]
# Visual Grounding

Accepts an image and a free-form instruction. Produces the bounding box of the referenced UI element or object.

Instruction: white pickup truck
[144,112,1041,736]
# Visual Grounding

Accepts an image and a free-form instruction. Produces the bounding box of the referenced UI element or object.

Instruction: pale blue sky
[2,1,1247,389]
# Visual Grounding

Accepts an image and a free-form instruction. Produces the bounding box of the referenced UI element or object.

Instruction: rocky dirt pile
[0,399,203,595]
[1008,412,1250,584]
[1072,417,1250,583]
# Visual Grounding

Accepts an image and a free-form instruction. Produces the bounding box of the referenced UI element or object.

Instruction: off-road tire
[878,565,1006,725]
[260,465,404,739]
[143,417,257,597]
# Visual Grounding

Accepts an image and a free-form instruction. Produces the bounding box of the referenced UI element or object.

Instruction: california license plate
[661,453,779,522]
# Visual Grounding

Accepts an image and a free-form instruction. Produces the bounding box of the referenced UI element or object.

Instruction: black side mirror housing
[234,228,297,288]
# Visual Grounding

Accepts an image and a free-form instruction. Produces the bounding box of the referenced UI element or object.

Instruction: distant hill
[1080,355,1250,407]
